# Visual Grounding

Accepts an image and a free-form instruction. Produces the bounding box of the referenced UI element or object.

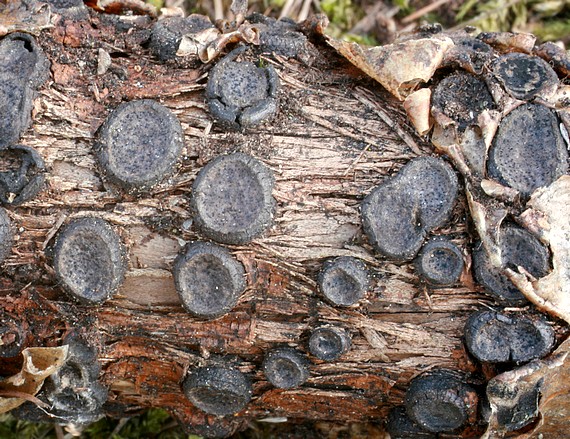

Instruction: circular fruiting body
[432,72,495,129]
[173,241,246,319]
[472,224,550,305]
[183,365,252,416]
[0,207,12,264]
[493,53,558,100]
[150,15,214,61]
[52,217,126,304]
[0,144,46,205]
[318,256,369,306]
[0,314,25,358]
[191,152,275,245]
[206,46,279,128]
[308,326,351,361]
[414,238,464,286]
[386,406,437,439]
[464,310,554,364]
[488,103,568,197]
[95,99,184,193]
[404,369,477,433]
[263,347,310,389]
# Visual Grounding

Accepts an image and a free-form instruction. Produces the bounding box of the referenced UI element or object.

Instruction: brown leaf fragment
[0,346,68,414]
[403,88,432,136]
[327,36,454,101]
[477,32,536,54]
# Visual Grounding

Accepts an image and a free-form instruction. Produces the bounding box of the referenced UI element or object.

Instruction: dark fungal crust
[182,365,252,416]
[385,406,437,439]
[52,217,126,304]
[404,369,478,434]
[486,379,542,432]
[318,256,369,306]
[414,238,464,286]
[95,99,184,194]
[431,72,495,129]
[308,326,351,361]
[492,53,558,100]
[464,310,555,364]
[0,207,12,265]
[0,144,46,206]
[191,152,275,245]
[173,241,246,319]
[263,347,310,389]
[472,224,551,305]
[488,103,568,197]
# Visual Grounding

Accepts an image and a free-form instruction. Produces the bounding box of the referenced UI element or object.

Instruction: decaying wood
[0,5,568,438]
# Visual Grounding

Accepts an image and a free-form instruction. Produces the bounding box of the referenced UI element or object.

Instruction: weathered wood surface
[1,7,567,438]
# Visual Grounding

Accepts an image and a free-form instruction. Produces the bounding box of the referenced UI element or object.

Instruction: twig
[109,418,129,439]
[213,0,224,21]
[298,0,312,22]
[401,0,451,24]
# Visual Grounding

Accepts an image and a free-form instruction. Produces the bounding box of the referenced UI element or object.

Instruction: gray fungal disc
[191,153,275,245]
[361,179,426,261]
[0,207,13,264]
[386,406,437,439]
[414,238,464,286]
[173,241,246,319]
[464,310,555,364]
[308,326,351,361]
[0,144,46,206]
[493,52,559,100]
[399,156,459,231]
[183,365,252,416]
[95,99,184,193]
[488,103,568,197]
[318,256,369,306]
[262,347,310,389]
[52,217,126,304]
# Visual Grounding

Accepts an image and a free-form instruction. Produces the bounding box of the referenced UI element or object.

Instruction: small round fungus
[464,310,554,364]
[473,224,550,305]
[173,241,246,319]
[0,207,13,264]
[318,256,369,306]
[263,347,310,389]
[150,15,214,61]
[488,103,568,197]
[95,99,184,193]
[432,72,495,129]
[386,406,437,439]
[206,46,279,128]
[404,369,477,434]
[0,314,25,358]
[0,144,46,205]
[486,378,541,432]
[493,53,559,100]
[309,326,351,361]
[183,365,252,416]
[52,217,126,304]
[191,153,275,245]
[414,238,464,286]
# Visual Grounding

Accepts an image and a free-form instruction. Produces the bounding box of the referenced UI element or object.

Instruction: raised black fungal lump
[191,152,275,245]
[0,207,12,265]
[0,145,46,205]
[414,238,464,286]
[52,217,126,304]
[432,72,495,129]
[404,369,477,434]
[206,46,279,128]
[263,347,310,389]
[492,53,559,100]
[488,103,568,197]
[0,33,49,149]
[95,99,184,193]
[472,224,551,305]
[385,406,437,439]
[318,256,369,306]
[173,241,246,319]
[308,326,351,361]
[150,15,214,61]
[361,156,458,260]
[183,365,252,416]
[464,310,554,364]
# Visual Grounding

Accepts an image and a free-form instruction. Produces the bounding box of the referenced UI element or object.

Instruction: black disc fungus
[263,347,310,389]
[415,238,464,286]
[488,103,568,197]
[183,365,252,416]
[173,241,246,319]
[464,310,554,364]
[318,256,369,306]
[191,152,275,245]
[95,99,184,193]
[386,406,437,439]
[0,207,12,264]
[0,144,46,205]
[52,217,126,304]
[472,224,550,305]
[308,326,351,361]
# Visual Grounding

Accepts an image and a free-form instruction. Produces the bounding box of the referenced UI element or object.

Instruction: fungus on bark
[0,207,12,264]
[308,326,351,361]
[385,406,437,439]
[414,238,464,286]
[150,15,214,61]
[0,314,25,358]
[263,347,310,389]
[0,144,46,206]
[318,256,369,306]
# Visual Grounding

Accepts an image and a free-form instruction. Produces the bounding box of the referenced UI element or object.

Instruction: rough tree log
[1,2,569,438]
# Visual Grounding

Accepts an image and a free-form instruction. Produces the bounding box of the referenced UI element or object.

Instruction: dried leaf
[403,88,432,136]
[0,346,68,413]
[0,0,52,36]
